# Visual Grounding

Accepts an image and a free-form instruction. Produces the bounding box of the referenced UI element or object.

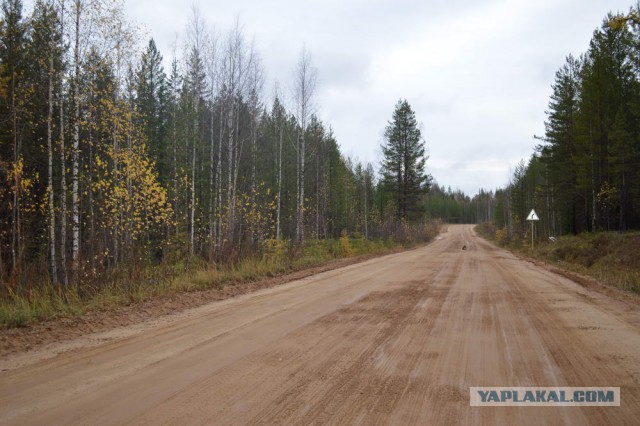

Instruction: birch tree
[220,20,251,247]
[271,87,286,240]
[30,0,63,283]
[292,46,316,244]
[69,0,82,274]
[57,0,68,286]
[247,43,263,247]
[205,30,218,255]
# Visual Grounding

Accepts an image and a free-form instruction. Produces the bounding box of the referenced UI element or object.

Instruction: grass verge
[1,227,439,330]
[475,222,640,294]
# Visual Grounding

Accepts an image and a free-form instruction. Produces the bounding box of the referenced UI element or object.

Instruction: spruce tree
[0,0,27,276]
[380,99,430,221]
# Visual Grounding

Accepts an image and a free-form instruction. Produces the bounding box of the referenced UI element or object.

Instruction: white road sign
[526,209,539,221]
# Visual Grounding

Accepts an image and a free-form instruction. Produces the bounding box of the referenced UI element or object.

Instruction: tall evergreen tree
[577,15,635,231]
[136,38,168,181]
[184,44,206,255]
[380,99,430,221]
[539,55,582,234]
[0,0,27,277]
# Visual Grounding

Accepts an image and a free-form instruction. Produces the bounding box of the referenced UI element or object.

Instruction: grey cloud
[126,0,632,196]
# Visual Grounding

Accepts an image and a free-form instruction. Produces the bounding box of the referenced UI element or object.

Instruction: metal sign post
[526,209,539,250]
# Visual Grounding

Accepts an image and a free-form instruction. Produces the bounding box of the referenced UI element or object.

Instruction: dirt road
[1,225,639,425]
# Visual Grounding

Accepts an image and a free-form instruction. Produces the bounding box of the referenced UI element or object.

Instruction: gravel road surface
[1,225,638,425]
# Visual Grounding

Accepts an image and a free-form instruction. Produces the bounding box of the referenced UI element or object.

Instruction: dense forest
[0,0,442,293]
[5,0,633,296]
[485,7,640,241]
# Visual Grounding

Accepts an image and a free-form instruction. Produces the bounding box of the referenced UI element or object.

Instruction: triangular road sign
[526,209,539,221]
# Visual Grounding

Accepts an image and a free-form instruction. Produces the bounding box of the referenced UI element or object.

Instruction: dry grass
[0,223,441,330]
[476,223,640,293]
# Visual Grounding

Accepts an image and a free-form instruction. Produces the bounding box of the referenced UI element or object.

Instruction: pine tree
[577,15,635,230]
[540,55,581,234]
[380,99,430,221]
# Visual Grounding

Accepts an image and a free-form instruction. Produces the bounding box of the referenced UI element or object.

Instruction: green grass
[476,223,640,293]
[0,286,84,328]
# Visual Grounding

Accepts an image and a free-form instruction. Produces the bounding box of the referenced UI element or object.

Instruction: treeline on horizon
[484,6,640,240]
[0,0,449,292]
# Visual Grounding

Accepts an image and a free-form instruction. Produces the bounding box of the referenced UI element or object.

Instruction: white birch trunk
[190,101,197,256]
[293,47,316,244]
[299,131,305,243]
[216,103,224,249]
[209,100,215,252]
[276,116,283,241]
[59,22,68,286]
[71,1,81,274]
[207,39,217,254]
[48,55,57,284]
[226,102,234,242]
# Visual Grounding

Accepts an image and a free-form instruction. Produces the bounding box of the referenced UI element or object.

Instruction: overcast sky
[124,0,633,196]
